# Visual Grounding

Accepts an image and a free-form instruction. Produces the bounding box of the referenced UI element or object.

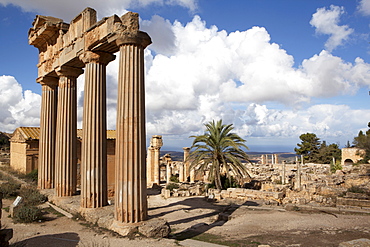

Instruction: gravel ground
[2,195,370,247]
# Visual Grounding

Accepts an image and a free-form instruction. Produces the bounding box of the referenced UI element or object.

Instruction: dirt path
[2,195,370,247]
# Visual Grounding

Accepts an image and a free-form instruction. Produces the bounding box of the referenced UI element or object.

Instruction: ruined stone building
[29,7,151,224]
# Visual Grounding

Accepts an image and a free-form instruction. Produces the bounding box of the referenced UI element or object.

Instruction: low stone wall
[337,197,370,208]
[208,188,285,202]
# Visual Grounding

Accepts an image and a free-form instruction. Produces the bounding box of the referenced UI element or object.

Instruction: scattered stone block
[339,238,370,247]
[138,218,170,238]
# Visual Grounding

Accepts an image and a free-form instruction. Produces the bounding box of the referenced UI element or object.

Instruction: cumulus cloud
[133,14,370,147]
[0,0,197,20]
[310,5,353,51]
[0,76,41,132]
[358,0,370,16]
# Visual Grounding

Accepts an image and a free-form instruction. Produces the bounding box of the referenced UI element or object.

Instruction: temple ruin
[29,8,151,223]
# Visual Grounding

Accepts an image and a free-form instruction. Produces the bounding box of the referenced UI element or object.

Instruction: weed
[25,169,38,183]
[13,205,43,223]
[0,182,21,198]
[166,183,179,191]
[170,175,179,183]
[347,186,367,194]
[19,186,47,206]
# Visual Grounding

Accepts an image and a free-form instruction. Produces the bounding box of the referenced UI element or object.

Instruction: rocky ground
[2,194,370,247]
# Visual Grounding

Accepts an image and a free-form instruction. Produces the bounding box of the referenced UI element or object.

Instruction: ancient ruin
[29,8,151,223]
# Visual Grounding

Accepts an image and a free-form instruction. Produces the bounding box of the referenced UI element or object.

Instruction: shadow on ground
[149,196,259,241]
[11,232,79,247]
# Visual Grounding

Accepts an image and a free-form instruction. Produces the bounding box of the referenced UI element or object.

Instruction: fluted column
[146,146,154,187]
[166,164,172,184]
[153,147,161,185]
[55,66,83,197]
[38,76,58,189]
[179,163,184,182]
[80,51,115,208]
[114,32,151,223]
[183,147,190,181]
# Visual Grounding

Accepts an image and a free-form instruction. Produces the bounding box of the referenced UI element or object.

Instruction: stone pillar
[183,147,190,180]
[55,66,83,197]
[166,164,172,183]
[271,154,275,164]
[37,76,58,189]
[146,135,163,186]
[282,161,286,185]
[190,168,195,183]
[79,51,115,208]
[261,155,266,165]
[146,146,154,187]
[179,163,185,182]
[296,155,303,190]
[153,147,161,184]
[114,32,151,223]
[274,154,279,164]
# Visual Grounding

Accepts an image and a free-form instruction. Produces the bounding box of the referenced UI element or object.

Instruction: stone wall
[341,147,365,166]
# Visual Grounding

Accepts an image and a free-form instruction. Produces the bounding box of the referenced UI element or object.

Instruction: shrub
[170,175,179,183]
[25,169,38,182]
[19,187,47,206]
[347,186,366,194]
[166,183,179,191]
[0,182,21,198]
[330,161,342,173]
[13,205,43,223]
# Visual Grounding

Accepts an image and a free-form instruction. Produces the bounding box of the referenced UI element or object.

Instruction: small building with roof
[10,127,117,195]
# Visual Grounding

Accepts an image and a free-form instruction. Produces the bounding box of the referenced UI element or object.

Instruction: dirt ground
[2,195,370,247]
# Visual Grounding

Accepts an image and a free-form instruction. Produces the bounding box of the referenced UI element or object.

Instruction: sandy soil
[2,195,370,247]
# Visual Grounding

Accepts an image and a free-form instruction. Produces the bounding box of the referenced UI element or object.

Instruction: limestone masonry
[29,8,151,224]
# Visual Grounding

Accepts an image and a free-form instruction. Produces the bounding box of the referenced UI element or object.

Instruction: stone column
[190,168,195,183]
[153,147,161,185]
[183,147,190,180]
[179,163,185,182]
[79,51,115,208]
[166,164,172,184]
[146,146,154,187]
[275,154,279,164]
[55,66,83,197]
[114,32,151,223]
[37,76,58,189]
[261,155,266,165]
[282,161,286,185]
[271,154,275,165]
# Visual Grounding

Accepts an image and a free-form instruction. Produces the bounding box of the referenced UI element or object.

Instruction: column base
[109,218,170,238]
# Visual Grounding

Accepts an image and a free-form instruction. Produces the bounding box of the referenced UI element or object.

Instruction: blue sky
[1,0,370,152]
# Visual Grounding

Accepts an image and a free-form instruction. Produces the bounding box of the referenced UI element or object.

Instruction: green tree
[294,133,321,162]
[188,120,251,190]
[295,133,341,164]
[353,122,370,162]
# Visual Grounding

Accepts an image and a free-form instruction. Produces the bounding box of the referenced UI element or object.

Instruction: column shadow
[149,196,260,241]
[10,232,80,247]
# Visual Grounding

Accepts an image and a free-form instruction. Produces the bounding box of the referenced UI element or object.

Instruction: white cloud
[310,5,354,51]
[0,76,41,132]
[358,0,370,16]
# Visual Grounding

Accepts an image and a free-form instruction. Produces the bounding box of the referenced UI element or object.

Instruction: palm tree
[187,120,251,190]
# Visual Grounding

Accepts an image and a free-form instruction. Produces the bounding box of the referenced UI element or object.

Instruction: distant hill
[160,150,296,162]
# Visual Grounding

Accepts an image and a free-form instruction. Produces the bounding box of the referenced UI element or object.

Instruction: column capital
[79,51,115,65]
[183,147,190,151]
[37,76,59,86]
[116,31,151,48]
[55,66,83,78]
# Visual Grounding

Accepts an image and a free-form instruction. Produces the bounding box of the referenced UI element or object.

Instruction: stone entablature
[341,147,365,166]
